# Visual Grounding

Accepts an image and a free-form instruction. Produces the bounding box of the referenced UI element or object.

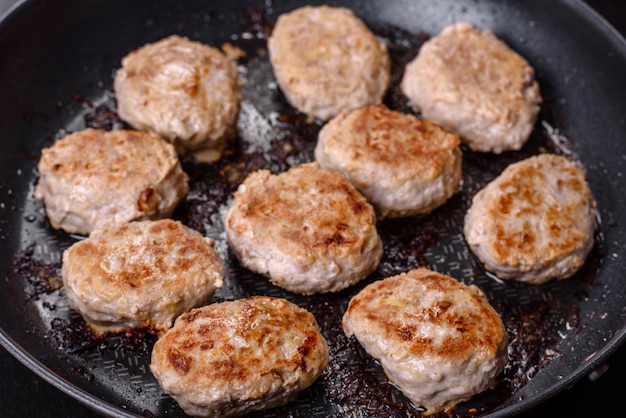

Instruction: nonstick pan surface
[1,0,626,417]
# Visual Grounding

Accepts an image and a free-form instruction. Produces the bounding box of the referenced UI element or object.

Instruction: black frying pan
[1,0,626,417]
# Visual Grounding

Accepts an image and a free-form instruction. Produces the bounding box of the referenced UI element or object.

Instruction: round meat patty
[315,104,462,218]
[34,128,189,236]
[114,35,242,162]
[61,219,225,335]
[342,267,508,416]
[463,153,598,284]
[150,296,329,417]
[400,22,542,154]
[267,5,390,121]
[224,162,383,295]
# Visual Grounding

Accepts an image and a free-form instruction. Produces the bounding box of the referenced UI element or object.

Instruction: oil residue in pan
[7,15,604,418]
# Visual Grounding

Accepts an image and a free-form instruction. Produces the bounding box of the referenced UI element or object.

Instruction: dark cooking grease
[311,295,423,417]
[7,11,604,418]
[84,103,125,131]
[49,317,103,354]
[376,219,438,277]
[501,301,559,393]
[11,244,62,301]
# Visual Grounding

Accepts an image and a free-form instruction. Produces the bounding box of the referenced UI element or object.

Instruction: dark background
[1,0,625,417]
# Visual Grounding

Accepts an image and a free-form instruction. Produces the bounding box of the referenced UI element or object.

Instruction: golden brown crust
[62,219,224,335]
[463,154,598,283]
[224,162,382,294]
[114,35,242,161]
[232,166,371,257]
[489,158,587,262]
[342,267,508,415]
[320,104,460,177]
[344,268,506,361]
[268,6,390,120]
[37,128,180,197]
[400,22,541,153]
[315,104,462,217]
[150,296,329,417]
[34,128,189,235]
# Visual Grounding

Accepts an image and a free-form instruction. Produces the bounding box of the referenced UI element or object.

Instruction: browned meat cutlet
[34,128,189,235]
[62,219,224,335]
[464,153,598,284]
[315,104,462,219]
[401,22,541,154]
[150,296,329,417]
[114,35,241,162]
[268,5,390,121]
[343,267,508,415]
[224,162,383,295]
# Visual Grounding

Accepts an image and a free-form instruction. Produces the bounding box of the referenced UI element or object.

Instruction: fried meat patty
[463,153,598,284]
[342,268,508,415]
[34,128,189,236]
[400,22,542,154]
[224,162,383,295]
[315,104,462,218]
[268,5,390,121]
[62,219,225,335]
[114,35,242,162]
[150,296,329,417]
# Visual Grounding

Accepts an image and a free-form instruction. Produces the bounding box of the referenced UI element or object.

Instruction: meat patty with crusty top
[61,219,225,335]
[463,153,598,284]
[268,5,390,121]
[342,267,508,416]
[315,104,462,218]
[150,296,329,417]
[114,35,242,162]
[401,22,542,154]
[34,128,189,236]
[224,162,383,295]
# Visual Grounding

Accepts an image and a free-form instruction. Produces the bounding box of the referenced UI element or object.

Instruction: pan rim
[1,0,626,417]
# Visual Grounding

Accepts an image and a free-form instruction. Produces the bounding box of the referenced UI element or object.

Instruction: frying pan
[1,0,625,417]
